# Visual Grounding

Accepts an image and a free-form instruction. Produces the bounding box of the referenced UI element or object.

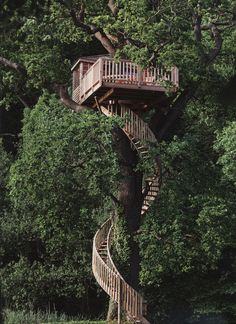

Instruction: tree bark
[52,84,89,112]
[113,126,143,289]
[106,299,118,322]
[106,125,143,322]
[0,56,26,74]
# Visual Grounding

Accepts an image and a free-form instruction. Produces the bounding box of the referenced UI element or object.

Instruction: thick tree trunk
[106,121,143,321]
[114,127,143,288]
[106,299,118,322]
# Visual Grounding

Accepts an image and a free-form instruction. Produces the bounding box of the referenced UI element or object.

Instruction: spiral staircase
[92,103,161,323]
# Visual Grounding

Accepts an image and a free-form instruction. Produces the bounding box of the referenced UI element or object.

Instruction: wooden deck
[72,57,179,105]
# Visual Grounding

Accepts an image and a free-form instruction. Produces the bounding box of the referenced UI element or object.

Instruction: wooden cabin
[71,54,179,108]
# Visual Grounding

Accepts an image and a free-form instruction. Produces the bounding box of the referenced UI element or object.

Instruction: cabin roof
[71,54,111,71]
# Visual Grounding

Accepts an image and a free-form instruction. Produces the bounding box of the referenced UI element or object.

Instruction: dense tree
[139,86,236,323]
[1,93,120,314]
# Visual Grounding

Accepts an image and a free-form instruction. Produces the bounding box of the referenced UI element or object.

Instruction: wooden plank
[104,60,107,80]
[92,88,115,108]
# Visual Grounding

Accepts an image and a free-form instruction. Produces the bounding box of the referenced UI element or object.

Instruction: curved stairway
[92,103,161,323]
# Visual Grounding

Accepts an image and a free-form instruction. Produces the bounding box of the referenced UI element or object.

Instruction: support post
[138,66,142,87]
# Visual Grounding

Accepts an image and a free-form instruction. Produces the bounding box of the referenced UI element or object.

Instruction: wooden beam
[94,96,102,112]
[92,88,115,108]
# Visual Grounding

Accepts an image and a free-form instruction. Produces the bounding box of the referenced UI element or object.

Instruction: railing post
[171,66,179,88]
[138,66,142,87]
[171,66,175,85]
[99,58,103,83]
[175,67,179,88]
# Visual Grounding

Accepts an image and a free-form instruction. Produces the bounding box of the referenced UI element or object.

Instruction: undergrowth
[2,309,106,324]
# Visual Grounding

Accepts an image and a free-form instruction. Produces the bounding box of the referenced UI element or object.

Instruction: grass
[43,322,106,324]
[2,309,107,324]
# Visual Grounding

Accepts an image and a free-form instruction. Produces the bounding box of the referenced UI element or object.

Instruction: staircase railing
[92,103,161,323]
[92,218,121,302]
[93,217,147,319]
[101,103,156,143]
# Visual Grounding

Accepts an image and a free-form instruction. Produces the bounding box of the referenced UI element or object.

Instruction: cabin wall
[82,62,93,75]
[73,69,80,90]
[72,61,95,91]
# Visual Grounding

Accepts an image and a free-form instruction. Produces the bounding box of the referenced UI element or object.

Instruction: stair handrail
[92,103,161,323]
[107,222,121,276]
[93,217,122,302]
[106,223,147,319]
[93,216,146,317]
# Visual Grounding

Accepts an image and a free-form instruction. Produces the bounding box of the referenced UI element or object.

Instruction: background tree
[139,83,236,322]
[1,93,120,314]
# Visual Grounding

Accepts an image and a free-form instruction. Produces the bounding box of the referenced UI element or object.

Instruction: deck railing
[73,57,179,104]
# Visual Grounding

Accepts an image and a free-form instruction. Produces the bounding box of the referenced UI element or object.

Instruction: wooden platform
[84,86,168,107]
[72,57,179,106]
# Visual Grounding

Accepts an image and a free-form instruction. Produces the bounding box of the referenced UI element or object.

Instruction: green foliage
[1,93,120,311]
[0,140,11,207]
[0,0,100,110]
[0,141,12,268]
[111,0,236,87]
[3,308,68,324]
[139,89,236,322]
[112,216,131,268]
[214,121,236,185]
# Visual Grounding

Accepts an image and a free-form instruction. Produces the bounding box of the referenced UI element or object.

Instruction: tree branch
[204,24,223,65]
[108,0,119,16]
[68,7,116,55]
[94,29,116,55]
[192,12,210,63]
[0,55,89,113]
[0,133,17,137]
[17,96,29,108]
[192,12,202,43]
[52,84,89,113]
[0,56,26,74]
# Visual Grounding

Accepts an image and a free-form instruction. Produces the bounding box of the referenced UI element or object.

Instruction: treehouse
[71,54,179,108]
[72,55,179,323]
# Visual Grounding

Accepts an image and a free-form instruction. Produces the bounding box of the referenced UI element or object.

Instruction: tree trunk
[115,125,143,284]
[107,126,143,321]
[106,299,118,322]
